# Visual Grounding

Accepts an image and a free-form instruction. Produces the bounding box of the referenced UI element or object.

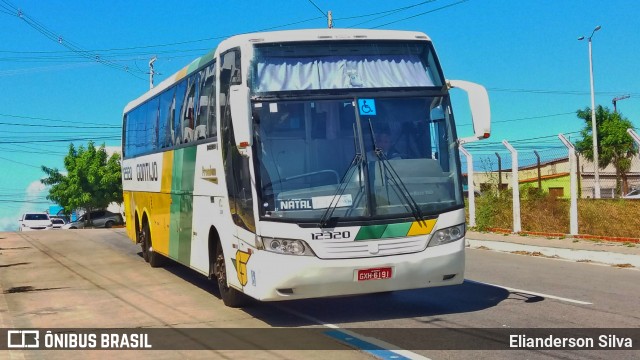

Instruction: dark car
[50,218,66,229]
[62,210,124,229]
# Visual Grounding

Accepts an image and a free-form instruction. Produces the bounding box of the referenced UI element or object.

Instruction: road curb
[485,227,640,244]
[467,238,640,269]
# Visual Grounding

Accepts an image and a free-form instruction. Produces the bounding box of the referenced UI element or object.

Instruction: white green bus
[122,29,490,307]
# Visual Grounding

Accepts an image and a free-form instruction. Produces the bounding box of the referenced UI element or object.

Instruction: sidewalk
[466,230,640,268]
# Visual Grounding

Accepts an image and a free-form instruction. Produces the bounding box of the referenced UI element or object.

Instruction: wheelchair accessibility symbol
[358,99,377,116]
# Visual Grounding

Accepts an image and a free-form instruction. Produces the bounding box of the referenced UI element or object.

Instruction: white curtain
[255,55,434,92]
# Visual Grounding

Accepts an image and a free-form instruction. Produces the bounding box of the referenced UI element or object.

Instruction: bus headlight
[428,224,465,247]
[256,236,316,256]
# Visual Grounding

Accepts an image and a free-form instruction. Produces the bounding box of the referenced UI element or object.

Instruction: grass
[468,191,640,238]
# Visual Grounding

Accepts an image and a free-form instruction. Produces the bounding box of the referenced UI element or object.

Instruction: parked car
[18,212,53,231]
[623,189,640,199]
[62,210,124,229]
[50,218,66,229]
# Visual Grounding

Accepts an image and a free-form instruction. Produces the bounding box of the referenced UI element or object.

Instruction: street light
[578,25,601,198]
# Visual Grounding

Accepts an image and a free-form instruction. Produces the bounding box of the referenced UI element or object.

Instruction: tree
[575,106,637,196]
[41,142,123,224]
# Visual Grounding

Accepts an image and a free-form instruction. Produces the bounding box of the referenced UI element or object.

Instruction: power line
[0,136,120,144]
[346,0,440,28]
[371,0,469,29]
[0,112,120,127]
[463,131,581,147]
[0,146,67,156]
[457,111,577,127]
[337,0,437,21]
[489,87,640,97]
[1,0,146,81]
[0,199,52,204]
[306,0,328,17]
[0,155,43,168]
[0,121,119,129]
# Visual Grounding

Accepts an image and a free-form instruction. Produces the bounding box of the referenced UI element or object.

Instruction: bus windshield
[251,41,443,92]
[252,96,462,223]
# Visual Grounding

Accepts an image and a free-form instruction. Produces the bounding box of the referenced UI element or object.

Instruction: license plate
[356,267,392,281]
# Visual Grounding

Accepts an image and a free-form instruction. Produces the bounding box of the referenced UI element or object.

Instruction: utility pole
[149,56,157,90]
[578,25,601,198]
[327,10,333,28]
[495,152,502,193]
[533,150,542,190]
[612,95,630,113]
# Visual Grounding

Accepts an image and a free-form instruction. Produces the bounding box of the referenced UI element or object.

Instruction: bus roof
[123,28,431,113]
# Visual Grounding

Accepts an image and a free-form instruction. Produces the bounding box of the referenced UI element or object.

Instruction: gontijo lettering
[136,162,158,182]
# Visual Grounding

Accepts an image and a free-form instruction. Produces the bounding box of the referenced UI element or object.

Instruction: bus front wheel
[213,241,250,308]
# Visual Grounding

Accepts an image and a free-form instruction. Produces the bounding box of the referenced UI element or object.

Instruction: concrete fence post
[459,145,476,228]
[502,140,521,233]
[559,134,579,236]
[628,129,640,147]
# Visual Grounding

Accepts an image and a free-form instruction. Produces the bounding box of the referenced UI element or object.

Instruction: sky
[1,0,639,231]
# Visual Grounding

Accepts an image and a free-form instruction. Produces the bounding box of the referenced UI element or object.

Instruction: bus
[122,29,490,307]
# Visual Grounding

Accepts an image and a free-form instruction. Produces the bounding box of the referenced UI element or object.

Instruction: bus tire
[213,241,250,308]
[141,220,164,268]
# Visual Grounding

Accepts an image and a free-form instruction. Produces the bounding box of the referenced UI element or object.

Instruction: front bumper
[241,238,465,301]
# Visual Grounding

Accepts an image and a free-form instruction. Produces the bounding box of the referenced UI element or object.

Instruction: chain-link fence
[461,133,640,239]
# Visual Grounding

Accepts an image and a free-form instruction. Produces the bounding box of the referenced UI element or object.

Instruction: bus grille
[311,236,429,259]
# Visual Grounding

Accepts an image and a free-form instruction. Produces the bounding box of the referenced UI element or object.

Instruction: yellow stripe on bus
[407,219,437,236]
[161,151,174,193]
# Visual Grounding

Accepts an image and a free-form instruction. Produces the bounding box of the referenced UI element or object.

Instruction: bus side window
[146,97,160,153]
[122,114,129,158]
[181,74,198,143]
[159,88,176,148]
[132,105,145,156]
[174,80,187,145]
[197,62,216,140]
[207,62,217,139]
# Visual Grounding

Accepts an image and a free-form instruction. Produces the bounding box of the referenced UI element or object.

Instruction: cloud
[0,180,52,232]
[26,180,46,197]
[0,216,18,232]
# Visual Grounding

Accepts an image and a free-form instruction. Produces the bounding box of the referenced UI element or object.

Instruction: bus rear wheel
[213,241,250,308]
[140,221,164,268]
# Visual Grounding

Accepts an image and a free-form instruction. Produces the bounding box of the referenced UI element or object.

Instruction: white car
[18,213,53,231]
[623,189,640,199]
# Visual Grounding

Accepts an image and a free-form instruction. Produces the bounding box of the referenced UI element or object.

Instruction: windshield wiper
[319,127,365,228]
[367,120,425,224]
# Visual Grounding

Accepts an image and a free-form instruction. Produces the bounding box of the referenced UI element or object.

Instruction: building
[465,153,640,199]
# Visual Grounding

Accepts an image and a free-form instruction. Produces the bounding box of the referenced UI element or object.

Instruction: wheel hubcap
[214,254,227,288]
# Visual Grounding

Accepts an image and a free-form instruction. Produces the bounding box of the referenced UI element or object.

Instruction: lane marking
[274,304,431,360]
[465,279,593,305]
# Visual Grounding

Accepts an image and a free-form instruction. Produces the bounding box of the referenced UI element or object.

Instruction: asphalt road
[1,229,638,360]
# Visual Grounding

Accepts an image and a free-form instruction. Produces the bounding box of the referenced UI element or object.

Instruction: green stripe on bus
[186,59,200,75]
[198,50,215,68]
[381,222,413,238]
[181,147,197,191]
[354,224,387,240]
[169,147,198,265]
[355,222,416,240]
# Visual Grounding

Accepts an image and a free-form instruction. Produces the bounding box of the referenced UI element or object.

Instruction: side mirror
[447,80,491,144]
[229,85,253,148]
